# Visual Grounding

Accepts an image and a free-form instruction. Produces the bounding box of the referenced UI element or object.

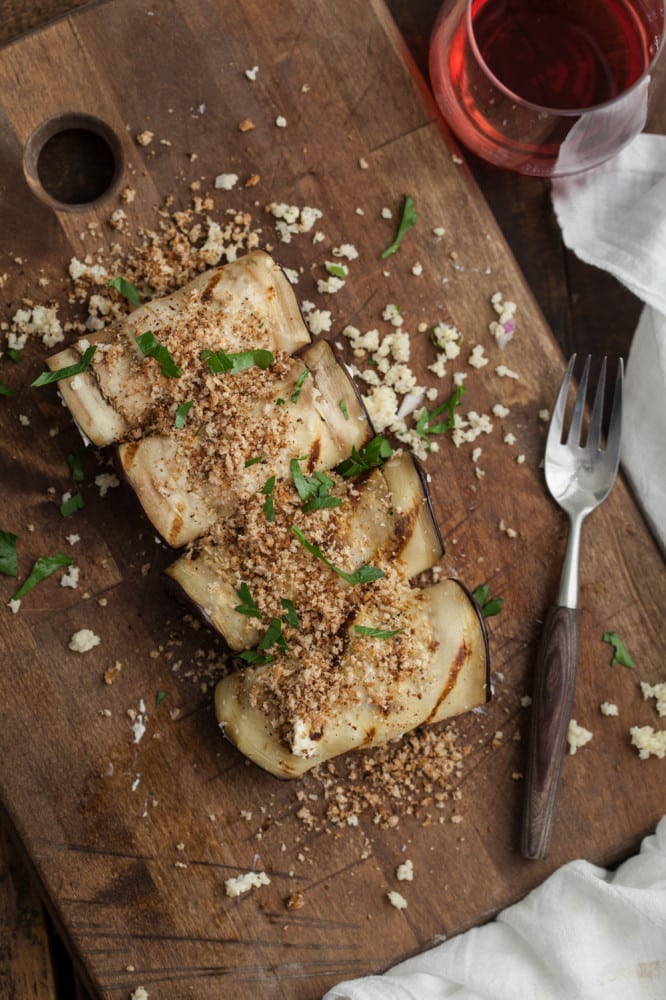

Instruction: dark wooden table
[1,2,663,997]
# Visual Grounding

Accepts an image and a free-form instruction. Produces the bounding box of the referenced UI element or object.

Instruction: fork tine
[606,358,624,467]
[548,353,577,448]
[586,357,607,451]
[567,355,590,446]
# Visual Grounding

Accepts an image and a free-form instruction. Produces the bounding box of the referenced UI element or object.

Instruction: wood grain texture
[0,2,664,999]
[521,605,580,861]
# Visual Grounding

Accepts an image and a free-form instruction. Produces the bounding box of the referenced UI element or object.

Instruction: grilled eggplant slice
[118,340,371,547]
[214,577,490,778]
[165,449,443,650]
[47,251,311,446]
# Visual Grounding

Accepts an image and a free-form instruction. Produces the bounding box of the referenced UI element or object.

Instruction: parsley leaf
[336,434,394,478]
[109,276,142,306]
[0,530,18,577]
[290,459,341,513]
[136,330,182,378]
[261,475,276,522]
[603,631,635,669]
[174,400,194,428]
[339,399,349,420]
[239,616,289,666]
[290,369,310,403]
[12,553,73,601]
[354,624,403,639]
[234,582,261,618]
[7,348,22,363]
[472,583,504,618]
[244,454,266,467]
[31,344,97,387]
[325,263,347,279]
[0,380,15,397]
[67,452,85,482]
[380,195,417,259]
[280,597,300,629]
[60,492,84,518]
[415,384,465,445]
[290,525,384,586]
[200,348,273,375]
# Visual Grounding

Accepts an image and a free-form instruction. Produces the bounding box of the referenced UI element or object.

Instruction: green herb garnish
[155,691,168,707]
[67,452,85,483]
[234,582,262,618]
[174,400,194,428]
[290,525,384,586]
[603,631,635,669]
[244,454,266,467]
[31,344,97,387]
[0,530,18,577]
[290,459,341,513]
[0,380,15,397]
[7,348,22,363]
[472,583,504,618]
[136,330,182,378]
[415,384,465,445]
[380,195,417,259]
[354,624,403,639]
[280,597,300,629]
[336,434,394,478]
[239,616,289,665]
[325,263,347,279]
[339,399,349,420]
[11,553,73,601]
[290,369,310,403]
[109,276,141,306]
[60,493,84,518]
[200,347,273,375]
[261,475,276,522]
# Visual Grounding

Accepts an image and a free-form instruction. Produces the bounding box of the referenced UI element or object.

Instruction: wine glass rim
[465,0,665,116]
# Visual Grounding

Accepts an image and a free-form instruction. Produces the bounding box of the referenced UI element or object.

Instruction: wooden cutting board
[0,1,664,997]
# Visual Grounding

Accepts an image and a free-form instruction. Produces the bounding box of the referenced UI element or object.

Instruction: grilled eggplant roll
[165,450,443,650]
[118,340,371,547]
[214,577,490,778]
[47,251,311,446]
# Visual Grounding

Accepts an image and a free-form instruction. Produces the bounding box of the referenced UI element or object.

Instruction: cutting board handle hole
[24,114,122,210]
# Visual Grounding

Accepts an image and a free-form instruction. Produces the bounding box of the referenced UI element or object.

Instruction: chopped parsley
[244,453,266,467]
[31,344,97,387]
[354,624,403,639]
[7,348,22,363]
[109,275,141,306]
[290,525,384,586]
[60,493,84,518]
[290,458,341,513]
[200,347,273,375]
[415,384,465,445]
[67,452,85,482]
[261,475,276,522]
[380,194,417,259]
[472,583,504,618]
[174,400,194,428]
[325,262,347,279]
[155,690,168,707]
[136,330,182,378]
[12,553,73,601]
[0,380,15,397]
[239,616,289,666]
[0,530,18,578]
[339,399,349,420]
[336,434,393,478]
[280,597,300,629]
[603,631,635,669]
[290,369,310,403]
[234,582,261,618]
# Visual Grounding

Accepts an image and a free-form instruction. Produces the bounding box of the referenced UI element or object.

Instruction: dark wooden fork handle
[521,605,580,860]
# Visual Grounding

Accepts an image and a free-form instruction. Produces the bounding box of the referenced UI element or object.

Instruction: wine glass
[429,0,665,177]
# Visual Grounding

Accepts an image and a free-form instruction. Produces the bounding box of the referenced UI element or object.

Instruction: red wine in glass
[430,0,664,175]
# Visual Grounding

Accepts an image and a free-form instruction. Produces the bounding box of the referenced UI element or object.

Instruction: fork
[521,354,623,860]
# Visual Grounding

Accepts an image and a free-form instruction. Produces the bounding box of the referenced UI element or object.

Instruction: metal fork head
[545,354,623,520]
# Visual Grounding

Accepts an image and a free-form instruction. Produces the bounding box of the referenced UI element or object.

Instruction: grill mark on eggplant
[424,640,470,723]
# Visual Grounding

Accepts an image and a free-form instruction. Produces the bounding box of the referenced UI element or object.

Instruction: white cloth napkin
[551,132,666,553]
[324,817,666,1000]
